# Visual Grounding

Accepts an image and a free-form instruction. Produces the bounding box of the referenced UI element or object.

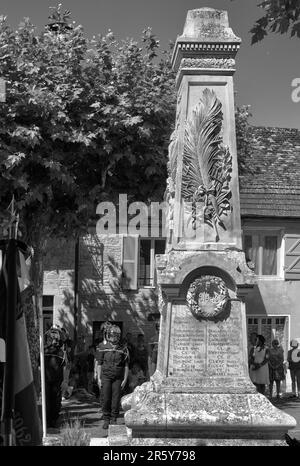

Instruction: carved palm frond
[182,88,232,238]
[167,130,178,186]
[213,146,232,218]
[182,88,223,201]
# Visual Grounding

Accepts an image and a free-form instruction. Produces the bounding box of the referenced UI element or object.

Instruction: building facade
[42,126,300,368]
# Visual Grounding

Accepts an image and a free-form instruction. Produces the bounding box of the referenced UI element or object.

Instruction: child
[128,362,147,392]
[148,322,160,377]
[132,333,149,378]
[95,325,129,430]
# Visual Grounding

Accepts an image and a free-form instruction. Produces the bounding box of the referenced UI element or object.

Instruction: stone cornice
[172,41,240,71]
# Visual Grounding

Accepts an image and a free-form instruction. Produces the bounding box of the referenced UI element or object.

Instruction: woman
[268,339,285,400]
[249,334,270,395]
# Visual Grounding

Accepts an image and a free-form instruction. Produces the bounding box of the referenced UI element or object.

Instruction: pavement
[273,394,300,442]
[44,388,126,445]
[43,389,300,446]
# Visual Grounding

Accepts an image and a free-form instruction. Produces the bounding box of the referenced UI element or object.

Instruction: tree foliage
[0,4,176,248]
[0,4,176,358]
[0,4,253,244]
[235,105,254,175]
[233,0,300,43]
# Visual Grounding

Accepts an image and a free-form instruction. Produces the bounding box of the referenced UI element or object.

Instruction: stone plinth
[123,389,292,445]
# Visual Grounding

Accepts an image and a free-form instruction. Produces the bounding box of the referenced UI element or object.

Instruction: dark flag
[0,240,42,446]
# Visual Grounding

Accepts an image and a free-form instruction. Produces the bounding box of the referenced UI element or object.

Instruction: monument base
[107,426,287,447]
[119,385,296,446]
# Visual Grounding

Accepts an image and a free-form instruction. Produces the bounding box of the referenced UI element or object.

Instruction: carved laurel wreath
[187,275,229,320]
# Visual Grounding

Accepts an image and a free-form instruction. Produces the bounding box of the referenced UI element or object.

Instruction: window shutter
[122,235,139,290]
[284,234,300,280]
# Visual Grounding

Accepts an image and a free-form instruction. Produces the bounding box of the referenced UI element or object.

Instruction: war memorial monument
[109,7,296,446]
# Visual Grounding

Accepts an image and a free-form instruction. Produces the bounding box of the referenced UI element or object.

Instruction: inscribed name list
[168,303,243,378]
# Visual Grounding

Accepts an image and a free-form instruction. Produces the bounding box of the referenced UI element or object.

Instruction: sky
[0,0,299,129]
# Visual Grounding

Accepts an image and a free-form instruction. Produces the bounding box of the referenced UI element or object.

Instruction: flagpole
[2,239,17,446]
[38,295,47,439]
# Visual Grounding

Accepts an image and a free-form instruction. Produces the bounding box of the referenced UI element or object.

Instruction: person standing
[268,339,285,400]
[95,325,129,430]
[44,327,65,428]
[124,332,135,368]
[249,334,270,395]
[61,328,74,399]
[133,333,149,378]
[148,322,160,377]
[248,332,258,370]
[87,345,96,394]
[287,339,300,398]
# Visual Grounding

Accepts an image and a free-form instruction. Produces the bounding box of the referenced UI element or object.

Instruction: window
[243,231,280,276]
[122,236,166,289]
[122,235,139,290]
[138,239,165,287]
[42,295,54,333]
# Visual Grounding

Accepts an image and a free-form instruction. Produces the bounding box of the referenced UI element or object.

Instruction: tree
[233,0,300,43]
[80,27,176,203]
[0,5,176,355]
[235,105,255,176]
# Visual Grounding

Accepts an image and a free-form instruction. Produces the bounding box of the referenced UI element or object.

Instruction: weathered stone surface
[121,393,132,412]
[180,8,241,42]
[180,58,236,70]
[90,437,109,446]
[169,12,243,249]
[156,250,256,288]
[125,391,296,438]
[108,425,130,446]
[43,436,61,446]
[128,437,287,446]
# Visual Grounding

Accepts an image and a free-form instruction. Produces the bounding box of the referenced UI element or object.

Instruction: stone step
[90,437,109,446]
[108,424,129,446]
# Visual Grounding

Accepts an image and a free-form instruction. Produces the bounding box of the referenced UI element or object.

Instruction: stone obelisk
[120,8,296,446]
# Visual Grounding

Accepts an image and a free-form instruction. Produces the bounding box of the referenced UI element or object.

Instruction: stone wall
[43,238,75,334]
[43,234,159,348]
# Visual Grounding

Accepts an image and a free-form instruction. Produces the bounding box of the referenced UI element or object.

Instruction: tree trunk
[29,231,48,436]
[28,231,47,396]
[23,285,40,395]
[30,236,46,323]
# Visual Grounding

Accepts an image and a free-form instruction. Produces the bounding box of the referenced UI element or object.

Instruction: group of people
[42,321,160,429]
[248,332,300,400]
[43,322,300,430]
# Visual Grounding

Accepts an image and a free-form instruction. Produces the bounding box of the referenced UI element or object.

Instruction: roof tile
[239,126,300,217]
